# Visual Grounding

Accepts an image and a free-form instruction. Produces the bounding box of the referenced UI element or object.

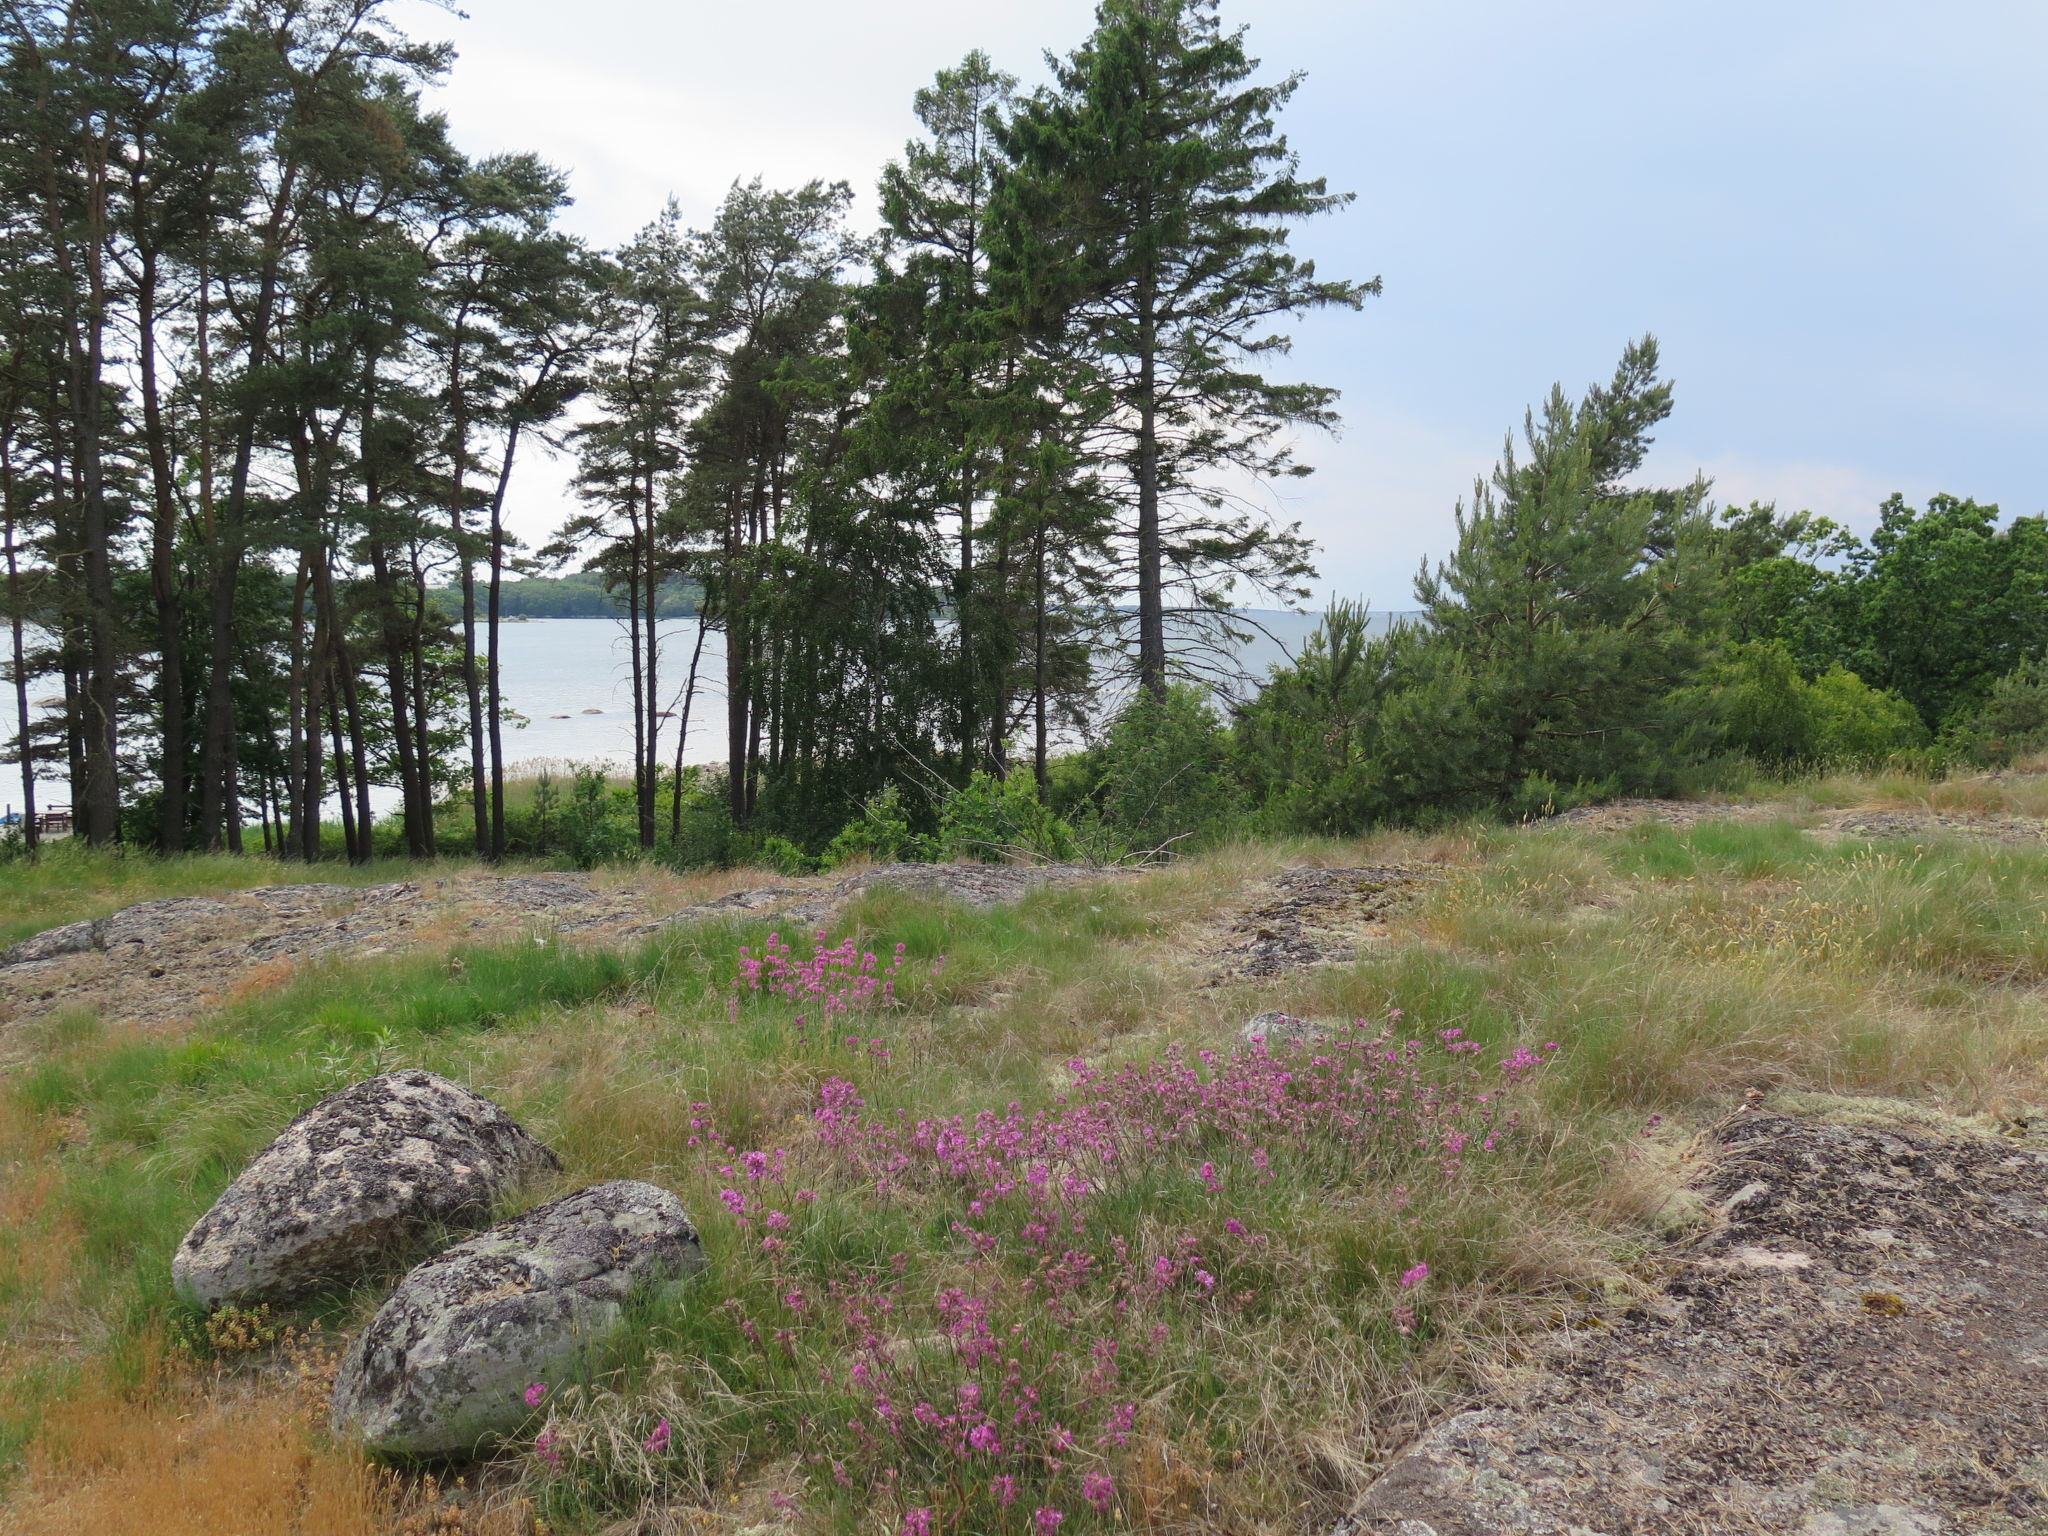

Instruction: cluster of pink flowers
[809,1024,1550,1235]
[533,969,1555,1529]
[734,930,915,1016]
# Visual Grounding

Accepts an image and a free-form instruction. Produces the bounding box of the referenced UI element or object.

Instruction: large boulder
[172,1070,559,1309]
[329,1180,704,1457]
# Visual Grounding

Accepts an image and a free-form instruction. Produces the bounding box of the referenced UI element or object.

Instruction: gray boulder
[172,1069,559,1309]
[330,1180,704,1457]
[1241,1010,1333,1046]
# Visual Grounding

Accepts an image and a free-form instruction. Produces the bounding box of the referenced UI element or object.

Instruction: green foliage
[991,0,1370,689]
[1093,684,1246,853]
[1677,643,1927,768]
[1850,494,2048,729]
[935,768,1079,863]
[503,767,637,869]
[756,835,819,877]
[1804,667,1929,763]
[426,573,702,620]
[821,783,936,868]
[1943,661,2048,766]
[1240,340,1715,832]
[1233,600,1385,835]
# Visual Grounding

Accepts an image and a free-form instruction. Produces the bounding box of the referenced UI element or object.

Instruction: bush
[934,769,1078,864]
[502,766,638,868]
[1093,684,1246,854]
[1943,660,2048,766]
[1678,643,1926,770]
[1805,666,1928,763]
[822,784,935,868]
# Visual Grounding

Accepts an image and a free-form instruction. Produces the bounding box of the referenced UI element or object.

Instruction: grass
[3,779,2048,1532]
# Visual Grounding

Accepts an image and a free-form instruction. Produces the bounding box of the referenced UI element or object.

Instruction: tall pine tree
[993,0,1372,695]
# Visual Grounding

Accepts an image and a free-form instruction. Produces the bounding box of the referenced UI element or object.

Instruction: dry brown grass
[220,954,299,1007]
[0,1343,545,1536]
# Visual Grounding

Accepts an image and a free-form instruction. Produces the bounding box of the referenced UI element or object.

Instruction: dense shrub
[1677,643,1926,768]
[1944,661,2048,765]
[822,784,936,868]
[935,769,1079,863]
[1091,685,1246,854]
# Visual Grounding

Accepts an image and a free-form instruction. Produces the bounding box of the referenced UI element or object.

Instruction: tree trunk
[136,248,188,851]
[284,553,313,857]
[4,499,37,858]
[484,417,524,861]
[670,614,707,843]
[1135,276,1166,697]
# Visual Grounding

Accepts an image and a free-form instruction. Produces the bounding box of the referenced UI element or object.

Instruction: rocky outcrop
[1209,866,1428,982]
[172,1070,559,1308]
[0,896,237,969]
[1340,1103,2048,1534]
[329,1180,705,1457]
[1240,1011,1334,1045]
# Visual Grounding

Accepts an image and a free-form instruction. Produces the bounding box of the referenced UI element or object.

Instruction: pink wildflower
[1034,1510,1065,1534]
[1400,1262,1429,1288]
[523,1381,548,1409]
[1083,1470,1116,1513]
[643,1418,671,1454]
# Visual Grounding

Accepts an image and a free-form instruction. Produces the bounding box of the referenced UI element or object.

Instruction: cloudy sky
[418,0,2046,611]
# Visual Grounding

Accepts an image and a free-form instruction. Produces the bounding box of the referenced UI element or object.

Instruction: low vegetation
[4,765,2046,1532]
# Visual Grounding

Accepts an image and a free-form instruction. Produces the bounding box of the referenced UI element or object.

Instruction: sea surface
[485,608,1410,775]
[9,608,1413,818]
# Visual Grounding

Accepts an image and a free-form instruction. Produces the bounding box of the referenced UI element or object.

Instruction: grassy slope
[3,773,2046,1534]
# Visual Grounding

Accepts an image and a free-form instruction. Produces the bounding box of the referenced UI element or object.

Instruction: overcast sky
[416,0,2047,611]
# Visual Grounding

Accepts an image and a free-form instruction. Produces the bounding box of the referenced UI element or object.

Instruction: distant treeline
[426,573,701,621]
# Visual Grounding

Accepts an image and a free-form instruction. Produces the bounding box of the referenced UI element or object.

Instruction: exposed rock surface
[1531,797,1767,833]
[1532,795,2048,847]
[1341,1105,2048,1535]
[172,1070,559,1308]
[1240,1010,1334,1045]
[0,895,238,967]
[0,863,1125,1040]
[1814,808,2048,845]
[1209,866,1429,981]
[329,1179,705,1457]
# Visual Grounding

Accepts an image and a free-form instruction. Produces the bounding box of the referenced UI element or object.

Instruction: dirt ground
[1342,1100,2048,1536]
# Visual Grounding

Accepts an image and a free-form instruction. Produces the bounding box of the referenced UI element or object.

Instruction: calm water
[487,609,1411,774]
[10,609,1411,817]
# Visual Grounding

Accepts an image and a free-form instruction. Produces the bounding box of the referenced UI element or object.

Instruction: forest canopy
[1,0,2039,869]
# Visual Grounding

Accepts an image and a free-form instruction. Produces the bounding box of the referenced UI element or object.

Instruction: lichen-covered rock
[172,1070,558,1309]
[1240,1010,1332,1046]
[329,1180,704,1457]
[0,896,240,968]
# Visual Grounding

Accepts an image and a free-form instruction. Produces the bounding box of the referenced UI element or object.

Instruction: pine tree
[992,0,1372,696]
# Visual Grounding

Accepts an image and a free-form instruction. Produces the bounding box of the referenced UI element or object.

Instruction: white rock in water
[330,1180,705,1457]
[172,1070,559,1309]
